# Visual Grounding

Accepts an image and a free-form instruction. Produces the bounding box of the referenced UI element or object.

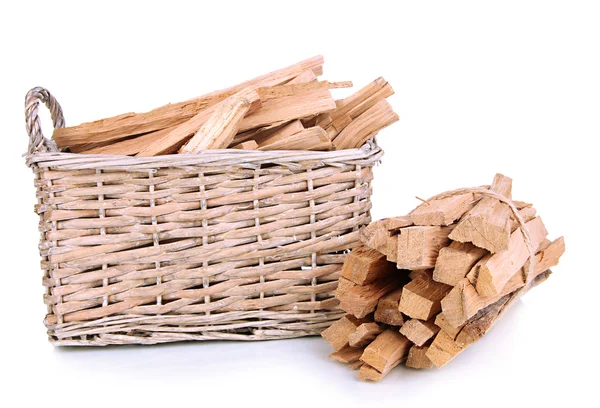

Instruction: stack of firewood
[322,174,565,381]
[52,56,398,155]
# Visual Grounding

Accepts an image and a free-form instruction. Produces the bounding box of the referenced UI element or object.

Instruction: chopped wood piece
[331,77,391,124]
[476,216,548,297]
[449,173,513,253]
[399,318,440,346]
[409,269,430,281]
[348,360,364,370]
[385,216,413,231]
[406,346,435,369]
[360,219,388,251]
[258,127,332,151]
[375,287,405,326]
[434,313,463,339]
[329,345,364,363]
[399,270,452,320]
[396,225,454,270]
[358,363,399,382]
[333,99,399,149]
[425,330,465,368]
[254,119,304,147]
[441,237,564,328]
[288,69,318,84]
[54,55,324,149]
[360,330,411,373]
[411,193,476,226]
[340,244,396,285]
[256,80,350,101]
[179,89,259,153]
[344,83,395,122]
[337,276,403,319]
[433,241,487,286]
[230,140,258,150]
[321,314,361,351]
[349,323,383,348]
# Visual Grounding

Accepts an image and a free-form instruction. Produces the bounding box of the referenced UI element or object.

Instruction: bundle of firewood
[322,174,565,381]
[52,56,398,155]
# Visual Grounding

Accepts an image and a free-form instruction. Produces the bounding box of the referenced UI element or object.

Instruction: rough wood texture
[357,362,401,382]
[399,318,440,346]
[349,322,383,348]
[399,270,452,320]
[374,287,405,326]
[340,244,396,285]
[386,216,413,231]
[475,216,548,297]
[258,127,332,151]
[253,119,304,147]
[433,241,487,286]
[54,56,324,149]
[329,345,364,364]
[396,225,454,270]
[179,89,259,153]
[449,174,513,253]
[230,140,258,150]
[360,330,411,373]
[321,315,362,351]
[434,313,463,339]
[411,193,476,226]
[337,276,403,319]
[406,346,435,369]
[425,330,464,368]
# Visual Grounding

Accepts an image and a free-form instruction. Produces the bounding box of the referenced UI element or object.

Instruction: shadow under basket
[24,87,382,346]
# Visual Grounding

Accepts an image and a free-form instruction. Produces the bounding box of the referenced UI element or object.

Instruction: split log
[337,276,403,319]
[340,244,396,285]
[449,173,513,253]
[406,346,435,369]
[230,140,258,150]
[396,225,454,270]
[411,193,476,226]
[258,127,332,151]
[399,270,452,320]
[349,322,383,348]
[360,330,411,374]
[253,119,304,147]
[321,314,361,351]
[374,287,405,326]
[433,241,487,286]
[329,345,364,364]
[399,318,440,346]
[425,330,464,368]
[54,55,324,149]
[434,313,463,339]
[358,362,401,382]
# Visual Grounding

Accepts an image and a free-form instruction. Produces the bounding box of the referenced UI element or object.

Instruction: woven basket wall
[24,87,382,346]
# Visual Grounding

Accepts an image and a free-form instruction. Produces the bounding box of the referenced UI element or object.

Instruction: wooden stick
[253,119,304,147]
[433,241,487,286]
[475,216,548,297]
[54,55,324,148]
[425,330,464,368]
[333,99,399,149]
[340,244,396,285]
[230,140,258,150]
[329,345,364,364]
[406,345,435,369]
[179,89,259,153]
[257,127,332,151]
[396,225,454,270]
[449,173,513,253]
[360,330,411,373]
[411,193,476,226]
[374,287,405,326]
[399,270,452,320]
[434,313,463,339]
[349,322,383,348]
[400,318,440,346]
[321,314,361,351]
[385,216,413,231]
[337,276,403,319]
[358,362,401,382]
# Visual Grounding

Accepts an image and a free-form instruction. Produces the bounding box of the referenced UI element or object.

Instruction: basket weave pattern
[25,87,382,345]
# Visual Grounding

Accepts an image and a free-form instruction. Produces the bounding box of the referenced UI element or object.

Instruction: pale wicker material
[24,87,383,346]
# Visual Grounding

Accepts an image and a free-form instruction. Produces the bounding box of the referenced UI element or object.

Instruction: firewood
[385,215,413,231]
[399,318,440,346]
[441,236,564,328]
[475,216,548,297]
[360,330,411,374]
[253,119,304,147]
[357,362,400,382]
[230,140,258,150]
[433,241,487,286]
[333,99,399,149]
[374,287,405,326]
[288,69,318,84]
[425,330,465,368]
[321,314,361,351]
[360,219,388,252]
[396,225,454,270]
[340,244,396,285]
[329,345,364,364]
[348,361,364,370]
[398,270,452,320]
[406,346,435,369]
[411,193,476,226]
[258,127,332,151]
[434,313,463,339]
[256,80,351,101]
[179,89,259,153]
[337,276,403,319]
[330,77,390,126]
[449,173,513,253]
[54,55,324,149]
[349,322,383,348]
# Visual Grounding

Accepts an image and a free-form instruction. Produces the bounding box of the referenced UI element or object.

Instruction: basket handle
[25,87,65,154]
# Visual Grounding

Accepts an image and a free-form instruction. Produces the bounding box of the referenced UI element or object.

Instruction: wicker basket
[24,87,382,346]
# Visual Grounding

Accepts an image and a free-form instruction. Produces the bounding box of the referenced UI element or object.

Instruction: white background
[1,1,597,406]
